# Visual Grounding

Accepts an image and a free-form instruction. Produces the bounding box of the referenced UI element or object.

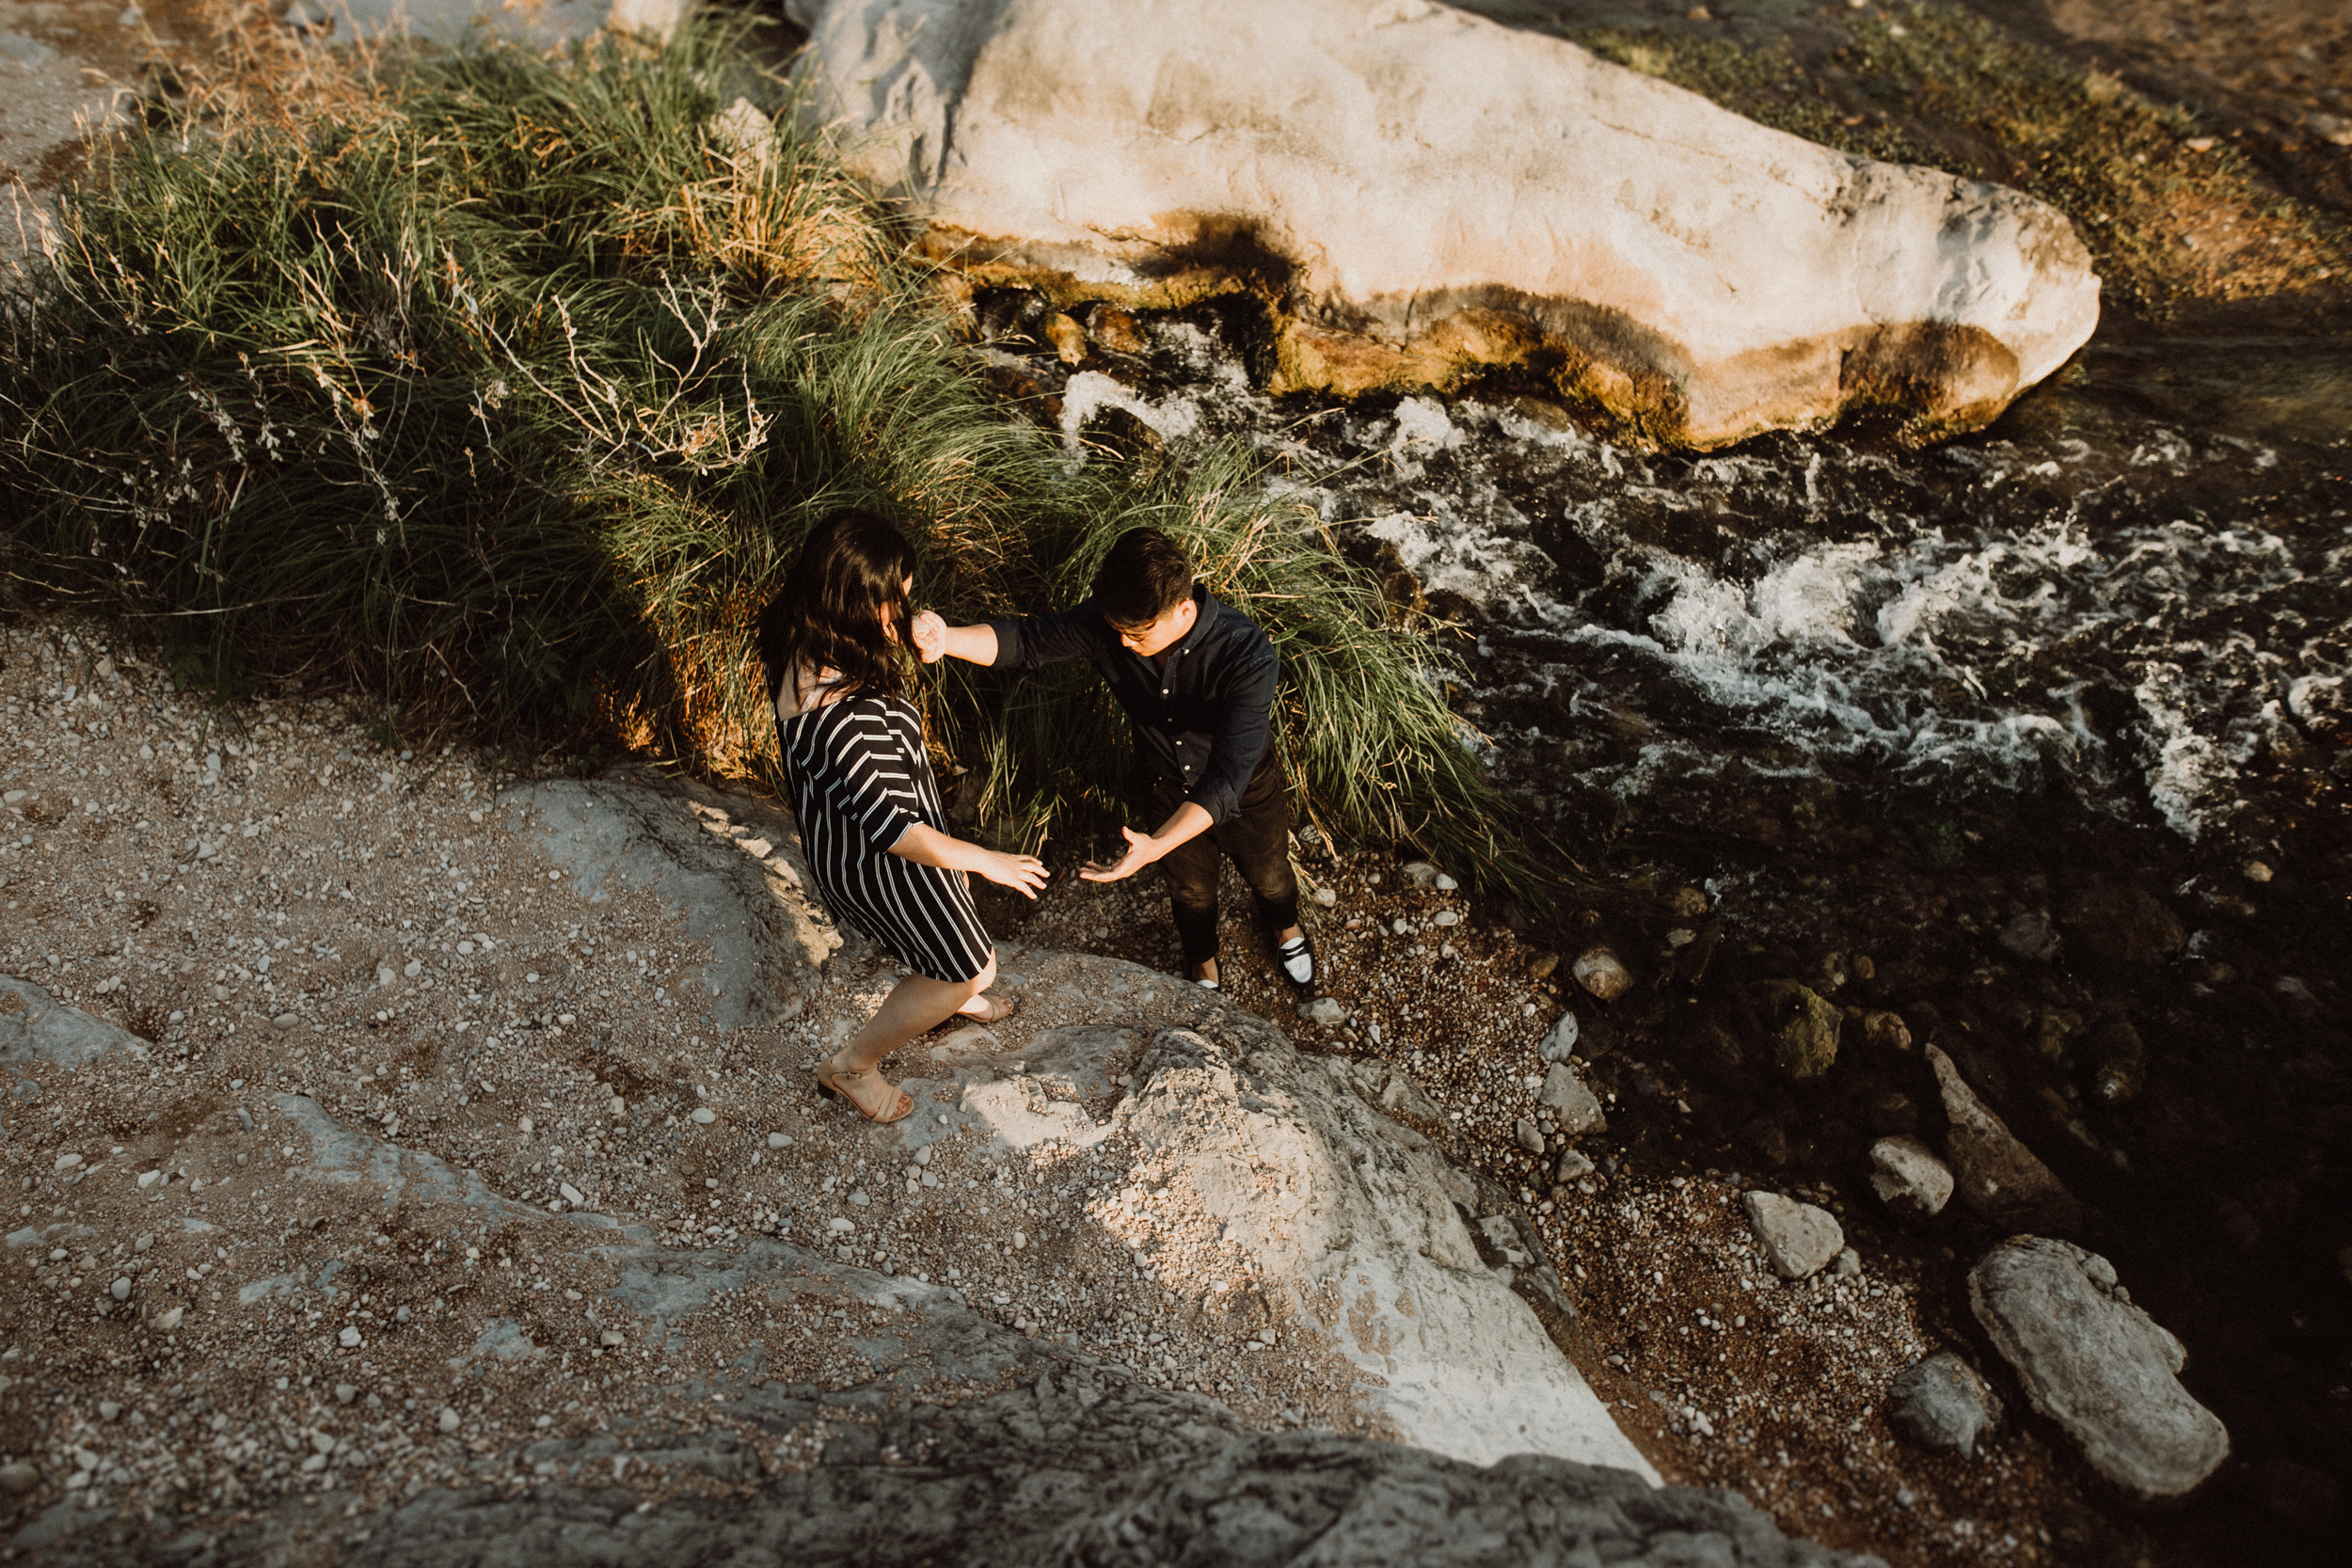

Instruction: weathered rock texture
[1927,1046,2087,1234]
[1887,1352,2002,1460]
[790,0,2099,445]
[1968,1237,2229,1501]
[1867,1134,1953,1221]
[1741,1192,1843,1281]
[42,1279,1878,1566]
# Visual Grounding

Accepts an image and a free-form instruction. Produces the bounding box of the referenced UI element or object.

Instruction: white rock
[1741,1191,1843,1280]
[1401,862,1441,887]
[153,1306,183,1331]
[1970,1237,2228,1500]
[1301,997,1346,1027]
[559,1183,585,1206]
[109,1277,131,1301]
[339,1325,362,1348]
[1434,874,1458,892]
[437,1407,461,1433]
[1120,1019,1653,1479]
[599,1329,626,1348]
[690,1107,717,1124]
[610,1098,627,1117]
[54,1152,82,1170]
[1536,1064,1606,1134]
[1570,946,1632,1002]
[403,959,421,979]
[767,1132,793,1148]
[518,1117,535,1136]
[793,0,2097,445]
[1535,1010,1579,1063]
[1868,1134,1955,1219]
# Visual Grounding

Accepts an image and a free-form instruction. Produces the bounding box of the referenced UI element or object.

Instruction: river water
[991,291,2352,1561]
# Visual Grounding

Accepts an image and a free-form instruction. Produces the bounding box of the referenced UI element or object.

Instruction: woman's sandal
[957,990,1021,1025]
[815,1060,914,1124]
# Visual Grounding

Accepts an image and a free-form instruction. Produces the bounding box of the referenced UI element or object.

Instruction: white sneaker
[1278,935,1314,987]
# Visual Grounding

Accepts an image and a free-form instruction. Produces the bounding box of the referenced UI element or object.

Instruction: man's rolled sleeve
[986,601,1104,671]
[1184,641,1279,825]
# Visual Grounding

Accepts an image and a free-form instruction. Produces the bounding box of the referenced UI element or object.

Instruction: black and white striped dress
[775,690,993,983]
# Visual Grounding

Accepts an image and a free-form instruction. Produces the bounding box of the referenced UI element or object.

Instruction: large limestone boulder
[1968,1237,2229,1501]
[789,0,2099,445]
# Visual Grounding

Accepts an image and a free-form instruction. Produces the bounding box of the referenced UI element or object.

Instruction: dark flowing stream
[980,289,2352,1563]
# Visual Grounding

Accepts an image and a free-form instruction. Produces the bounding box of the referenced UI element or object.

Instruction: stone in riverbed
[1867,1134,1953,1220]
[1537,1064,1606,1135]
[1969,1236,2229,1500]
[1536,1009,1579,1063]
[1747,980,1840,1080]
[1571,947,1631,1002]
[791,0,2097,446]
[1741,1192,1842,1280]
[1928,1046,2086,1233]
[1997,910,2062,963]
[1888,1352,2003,1460]
[2058,882,2185,968]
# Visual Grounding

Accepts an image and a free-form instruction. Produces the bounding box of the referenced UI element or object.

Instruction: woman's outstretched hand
[978,848,1050,899]
[910,610,947,664]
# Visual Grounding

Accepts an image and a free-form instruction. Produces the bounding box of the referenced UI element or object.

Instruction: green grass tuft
[0,13,1528,897]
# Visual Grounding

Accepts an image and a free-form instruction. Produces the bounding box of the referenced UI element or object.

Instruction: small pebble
[339,1326,363,1348]
[691,1107,716,1124]
[438,1407,462,1433]
[768,1132,793,1148]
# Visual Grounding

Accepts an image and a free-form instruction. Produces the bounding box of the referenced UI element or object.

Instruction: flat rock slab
[792,0,2098,445]
[1968,1236,2229,1501]
[0,974,147,1075]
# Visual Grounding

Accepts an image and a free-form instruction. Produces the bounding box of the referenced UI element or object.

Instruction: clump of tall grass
[0,8,1526,892]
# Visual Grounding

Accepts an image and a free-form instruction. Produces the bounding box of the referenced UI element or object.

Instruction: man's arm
[1078,801,1213,884]
[913,601,1104,671]
[1180,638,1279,827]
[911,616,996,666]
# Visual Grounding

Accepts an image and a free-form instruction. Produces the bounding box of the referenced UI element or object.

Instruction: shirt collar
[1168,585,1216,661]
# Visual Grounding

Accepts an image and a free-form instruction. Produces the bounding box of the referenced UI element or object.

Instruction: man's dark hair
[1092,528,1195,629]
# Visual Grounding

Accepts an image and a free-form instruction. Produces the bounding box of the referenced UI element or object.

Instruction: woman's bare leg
[823,955,997,1117]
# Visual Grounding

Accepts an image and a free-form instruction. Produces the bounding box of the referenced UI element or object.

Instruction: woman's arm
[888,821,1049,898]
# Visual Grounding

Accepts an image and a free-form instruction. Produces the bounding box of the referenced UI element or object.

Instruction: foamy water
[1025,317,2349,846]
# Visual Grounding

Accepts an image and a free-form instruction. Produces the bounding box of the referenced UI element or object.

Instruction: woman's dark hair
[755,508,917,705]
[1092,528,1196,629]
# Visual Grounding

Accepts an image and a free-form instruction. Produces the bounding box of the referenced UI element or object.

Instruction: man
[911,528,1313,991]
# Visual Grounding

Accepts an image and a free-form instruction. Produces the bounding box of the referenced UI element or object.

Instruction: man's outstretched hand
[1080,826,1163,883]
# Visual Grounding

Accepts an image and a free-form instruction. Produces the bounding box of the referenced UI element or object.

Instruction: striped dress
[775,689,993,983]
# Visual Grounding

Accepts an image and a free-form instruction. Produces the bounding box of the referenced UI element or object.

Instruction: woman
[757,508,1046,1123]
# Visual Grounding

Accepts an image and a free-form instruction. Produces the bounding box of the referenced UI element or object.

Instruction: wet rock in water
[1997,910,2062,964]
[1536,1009,1580,1063]
[1867,1134,1954,1220]
[1927,1046,2087,1233]
[1747,980,1840,1080]
[1969,1237,2230,1501]
[1538,1063,1607,1135]
[1742,1191,1844,1280]
[2084,1017,2146,1105]
[1571,946,1632,1002]
[1858,1009,1912,1053]
[1888,1352,2004,1460]
[2058,882,2186,968]
[792,0,2096,444]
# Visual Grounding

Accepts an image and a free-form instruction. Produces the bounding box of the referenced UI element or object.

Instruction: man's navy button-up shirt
[985,587,1279,826]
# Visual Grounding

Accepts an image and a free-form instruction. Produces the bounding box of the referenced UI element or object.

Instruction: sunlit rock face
[790,0,2100,446]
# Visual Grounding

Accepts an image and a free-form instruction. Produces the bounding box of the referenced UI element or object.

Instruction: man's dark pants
[1146,756,1300,973]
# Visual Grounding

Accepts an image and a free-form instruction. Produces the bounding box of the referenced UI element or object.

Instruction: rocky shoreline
[0,614,2257,1566]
